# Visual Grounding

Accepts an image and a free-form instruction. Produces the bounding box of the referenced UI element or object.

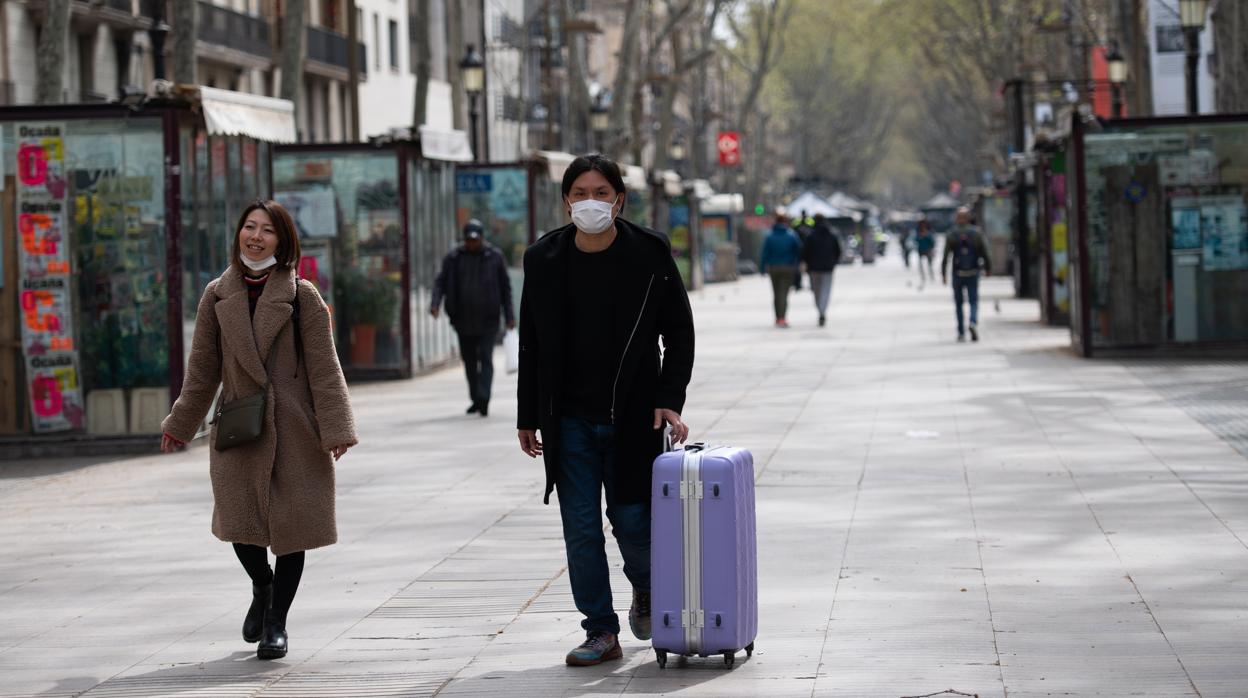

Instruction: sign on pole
[717,131,741,167]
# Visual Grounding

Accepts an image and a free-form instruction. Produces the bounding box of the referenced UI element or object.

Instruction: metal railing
[197,1,271,58]
[307,25,367,76]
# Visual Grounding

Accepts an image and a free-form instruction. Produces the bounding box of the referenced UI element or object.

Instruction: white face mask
[240,253,278,272]
[569,198,618,235]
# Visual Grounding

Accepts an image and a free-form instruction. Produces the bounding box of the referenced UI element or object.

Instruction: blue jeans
[952,275,979,336]
[456,332,495,406]
[556,417,651,635]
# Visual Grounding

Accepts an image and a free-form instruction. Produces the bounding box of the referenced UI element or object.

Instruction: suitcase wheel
[655,649,668,669]
[723,652,735,669]
[745,642,755,658]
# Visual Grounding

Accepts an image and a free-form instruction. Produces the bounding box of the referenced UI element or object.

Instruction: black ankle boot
[243,583,272,643]
[257,608,288,660]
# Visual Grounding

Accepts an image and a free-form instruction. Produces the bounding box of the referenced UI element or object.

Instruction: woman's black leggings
[233,543,305,615]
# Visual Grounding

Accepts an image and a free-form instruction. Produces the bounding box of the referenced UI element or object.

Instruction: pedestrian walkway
[2,254,1247,697]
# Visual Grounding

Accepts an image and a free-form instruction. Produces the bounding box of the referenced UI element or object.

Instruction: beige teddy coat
[162,265,357,555]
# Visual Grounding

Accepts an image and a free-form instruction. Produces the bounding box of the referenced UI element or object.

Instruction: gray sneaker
[566,631,622,666]
[629,589,652,641]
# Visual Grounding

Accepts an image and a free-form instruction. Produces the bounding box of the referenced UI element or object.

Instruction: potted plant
[334,267,398,365]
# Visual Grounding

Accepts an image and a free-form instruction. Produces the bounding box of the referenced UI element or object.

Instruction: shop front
[273,130,469,379]
[0,89,292,453]
[1069,113,1248,356]
[1036,146,1072,326]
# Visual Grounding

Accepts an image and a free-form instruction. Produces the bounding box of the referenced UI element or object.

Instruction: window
[373,13,381,70]
[388,19,399,70]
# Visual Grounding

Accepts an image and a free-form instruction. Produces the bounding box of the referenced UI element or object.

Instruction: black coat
[803,223,843,272]
[431,243,514,336]
[517,218,695,505]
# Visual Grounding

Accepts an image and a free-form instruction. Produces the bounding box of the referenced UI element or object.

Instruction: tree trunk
[652,28,682,173]
[1214,0,1248,112]
[35,0,70,103]
[280,0,306,116]
[562,0,591,154]
[606,0,645,158]
[172,0,198,84]
[447,0,466,130]
[412,0,430,127]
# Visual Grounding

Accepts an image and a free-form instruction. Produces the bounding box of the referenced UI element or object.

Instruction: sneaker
[777,318,790,328]
[565,631,623,667]
[466,403,479,415]
[629,589,651,641]
[818,315,826,327]
[957,334,967,343]
[969,325,979,342]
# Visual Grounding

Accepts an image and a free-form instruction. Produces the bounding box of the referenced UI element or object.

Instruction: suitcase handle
[685,442,709,453]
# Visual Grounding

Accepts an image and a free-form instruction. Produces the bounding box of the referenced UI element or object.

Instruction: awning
[688,179,715,200]
[659,170,682,197]
[196,86,296,143]
[623,165,648,191]
[534,150,578,182]
[418,126,473,162]
[701,193,744,215]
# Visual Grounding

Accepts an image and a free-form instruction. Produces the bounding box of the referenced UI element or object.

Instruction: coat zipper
[610,274,655,424]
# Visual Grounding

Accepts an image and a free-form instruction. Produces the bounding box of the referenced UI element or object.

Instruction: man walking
[941,208,991,342]
[431,219,515,416]
[760,213,803,328]
[803,213,843,327]
[516,154,694,667]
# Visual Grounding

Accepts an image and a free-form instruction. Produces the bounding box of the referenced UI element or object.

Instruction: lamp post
[1179,0,1209,115]
[1107,44,1127,118]
[670,141,686,173]
[460,44,485,161]
[590,94,610,153]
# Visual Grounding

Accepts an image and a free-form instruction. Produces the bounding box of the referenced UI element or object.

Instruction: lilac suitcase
[651,444,758,668]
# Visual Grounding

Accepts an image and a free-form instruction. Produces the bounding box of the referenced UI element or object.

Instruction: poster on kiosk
[16,123,85,433]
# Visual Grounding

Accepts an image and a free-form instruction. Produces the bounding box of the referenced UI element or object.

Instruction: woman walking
[915,218,937,289]
[160,200,357,660]
[759,213,804,327]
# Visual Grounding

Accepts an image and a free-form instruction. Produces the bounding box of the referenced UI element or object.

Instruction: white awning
[701,193,744,215]
[623,165,648,191]
[688,179,715,200]
[534,150,578,182]
[417,126,473,162]
[196,86,296,143]
[659,170,682,196]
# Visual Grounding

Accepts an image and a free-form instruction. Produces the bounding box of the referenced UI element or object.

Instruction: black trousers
[457,331,496,407]
[233,543,304,615]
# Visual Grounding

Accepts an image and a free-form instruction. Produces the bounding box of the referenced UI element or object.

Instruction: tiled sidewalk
[2,255,1246,697]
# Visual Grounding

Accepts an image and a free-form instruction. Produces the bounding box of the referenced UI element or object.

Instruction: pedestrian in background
[899,226,913,269]
[790,209,813,290]
[760,213,804,328]
[431,219,515,417]
[942,207,992,342]
[804,213,843,327]
[915,218,936,289]
[161,200,357,661]
[516,154,695,667]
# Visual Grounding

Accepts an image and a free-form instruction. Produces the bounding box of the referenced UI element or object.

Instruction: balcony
[104,0,133,13]
[197,1,271,58]
[307,25,367,77]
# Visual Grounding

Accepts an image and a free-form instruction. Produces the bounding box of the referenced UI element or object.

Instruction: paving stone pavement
[2,254,1247,698]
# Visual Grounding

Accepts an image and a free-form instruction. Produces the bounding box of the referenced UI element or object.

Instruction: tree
[172,0,198,84]
[411,0,431,126]
[35,0,70,103]
[279,0,307,135]
[725,0,793,204]
[561,0,592,154]
[1213,0,1248,112]
[605,0,646,158]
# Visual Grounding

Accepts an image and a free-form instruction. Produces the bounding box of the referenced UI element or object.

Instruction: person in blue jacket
[759,213,804,327]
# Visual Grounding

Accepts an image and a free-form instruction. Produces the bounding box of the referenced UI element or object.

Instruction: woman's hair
[917,218,931,232]
[231,199,301,272]
[561,153,627,198]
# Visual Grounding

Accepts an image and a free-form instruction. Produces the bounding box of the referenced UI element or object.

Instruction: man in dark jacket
[431,219,515,416]
[516,154,694,667]
[804,214,843,327]
[941,207,992,342]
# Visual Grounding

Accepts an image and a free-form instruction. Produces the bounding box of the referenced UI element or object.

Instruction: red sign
[717,131,741,167]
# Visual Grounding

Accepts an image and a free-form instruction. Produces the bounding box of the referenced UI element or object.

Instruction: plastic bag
[504,329,520,374]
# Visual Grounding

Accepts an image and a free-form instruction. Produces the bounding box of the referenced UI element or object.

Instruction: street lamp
[670,141,686,162]
[1179,0,1209,115]
[590,94,609,152]
[1107,44,1127,118]
[460,44,485,161]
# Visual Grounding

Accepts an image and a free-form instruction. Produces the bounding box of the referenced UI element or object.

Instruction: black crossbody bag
[211,290,303,451]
